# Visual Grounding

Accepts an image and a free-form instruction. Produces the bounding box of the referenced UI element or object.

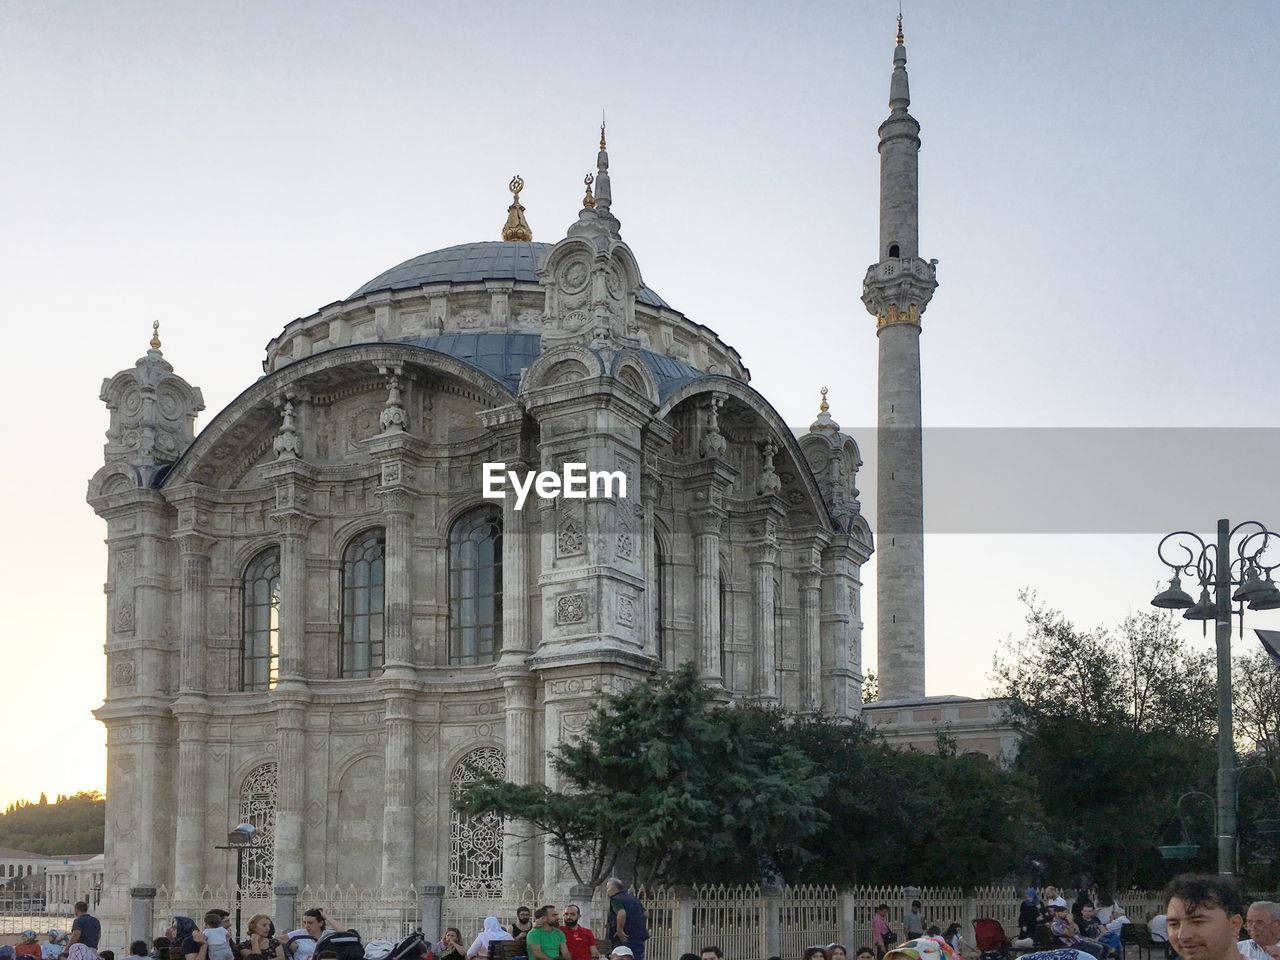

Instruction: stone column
[501,677,536,890]
[749,541,779,703]
[418,884,445,941]
[178,534,212,694]
[273,698,308,887]
[274,512,312,684]
[500,458,531,655]
[129,885,156,944]
[174,533,212,899]
[800,569,823,713]
[381,693,416,889]
[273,884,299,933]
[380,485,415,673]
[173,709,208,898]
[692,508,726,686]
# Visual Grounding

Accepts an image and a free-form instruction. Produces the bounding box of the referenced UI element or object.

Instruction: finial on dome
[502,174,533,242]
[583,173,596,209]
[600,111,607,150]
[896,11,904,45]
[149,320,162,352]
[810,385,840,435]
[819,385,829,413]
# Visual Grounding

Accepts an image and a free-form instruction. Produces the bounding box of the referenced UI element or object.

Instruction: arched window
[448,747,505,896]
[449,506,503,665]
[653,534,666,661]
[242,547,281,692]
[341,528,386,677]
[238,761,277,897]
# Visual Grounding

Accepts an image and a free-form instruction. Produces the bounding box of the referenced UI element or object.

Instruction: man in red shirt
[560,905,601,960]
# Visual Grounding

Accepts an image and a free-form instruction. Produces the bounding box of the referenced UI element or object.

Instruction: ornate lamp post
[214,823,258,940]
[1152,518,1280,875]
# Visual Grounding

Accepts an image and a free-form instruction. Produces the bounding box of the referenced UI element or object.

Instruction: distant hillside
[0,791,105,855]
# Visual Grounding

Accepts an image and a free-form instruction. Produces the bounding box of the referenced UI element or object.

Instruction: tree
[862,671,879,704]
[454,664,825,886]
[0,791,104,855]
[1235,649,1280,765]
[991,593,1219,889]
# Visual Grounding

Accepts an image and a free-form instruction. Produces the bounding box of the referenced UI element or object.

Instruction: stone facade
[87,139,873,899]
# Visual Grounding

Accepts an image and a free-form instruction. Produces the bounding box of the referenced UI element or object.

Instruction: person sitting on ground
[828,944,849,960]
[467,918,513,960]
[803,947,828,960]
[17,932,43,960]
[1049,904,1110,960]
[130,943,150,960]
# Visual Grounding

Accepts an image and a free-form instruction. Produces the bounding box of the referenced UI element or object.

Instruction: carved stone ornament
[379,371,409,434]
[273,398,302,459]
[557,516,584,555]
[758,439,782,496]
[617,595,636,626]
[556,593,587,624]
[701,396,727,460]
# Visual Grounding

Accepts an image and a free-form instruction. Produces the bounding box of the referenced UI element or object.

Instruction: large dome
[350,240,672,309]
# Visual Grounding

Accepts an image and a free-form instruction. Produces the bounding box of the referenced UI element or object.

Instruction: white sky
[1,0,1278,810]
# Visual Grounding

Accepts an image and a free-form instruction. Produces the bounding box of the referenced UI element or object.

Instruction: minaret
[861,15,938,702]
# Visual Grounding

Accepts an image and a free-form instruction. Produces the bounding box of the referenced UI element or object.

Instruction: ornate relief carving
[449,747,505,896]
[557,516,584,555]
[617,596,636,627]
[556,593,587,625]
[616,520,634,560]
[273,398,302,460]
[112,660,136,687]
[114,594,136,634]
[114,548,136,582]
[560,711,590,739]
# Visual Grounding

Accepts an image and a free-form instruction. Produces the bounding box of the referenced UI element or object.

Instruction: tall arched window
[449,506,503,665]
[341,528,386,677]
[653,534,665,661]
[242,547,281,691]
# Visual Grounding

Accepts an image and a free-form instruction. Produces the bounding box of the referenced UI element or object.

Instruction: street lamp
[214,823,257,941]
[1152,518,1280,876]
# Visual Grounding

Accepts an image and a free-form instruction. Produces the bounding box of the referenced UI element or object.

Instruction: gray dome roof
[350,240,671,309]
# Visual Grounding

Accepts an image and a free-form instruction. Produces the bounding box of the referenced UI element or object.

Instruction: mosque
[86,22,1013,904]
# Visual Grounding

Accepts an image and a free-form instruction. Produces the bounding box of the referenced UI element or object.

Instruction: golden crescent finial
[896,12,904,45]
[150,320,162,351]
[819,385,829,413]
[599,120,607,151]
[509,175,524,199]
[502,175,533,241]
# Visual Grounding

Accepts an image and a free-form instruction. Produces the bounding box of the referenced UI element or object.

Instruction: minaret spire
[567,119,622,240]
[861,19,938,703]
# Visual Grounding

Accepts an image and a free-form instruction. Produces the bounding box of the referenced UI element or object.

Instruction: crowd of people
[3,874,1276,960]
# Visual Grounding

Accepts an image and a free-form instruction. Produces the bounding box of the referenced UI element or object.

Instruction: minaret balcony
[861,256,939,328]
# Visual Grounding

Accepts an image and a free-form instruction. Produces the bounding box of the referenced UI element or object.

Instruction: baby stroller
[972,918,1012,960]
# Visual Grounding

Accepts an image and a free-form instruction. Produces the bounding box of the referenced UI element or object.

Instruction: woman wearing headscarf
[466,919,513,960]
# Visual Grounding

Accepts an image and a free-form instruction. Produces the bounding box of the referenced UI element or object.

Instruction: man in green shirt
[526,906,570,960]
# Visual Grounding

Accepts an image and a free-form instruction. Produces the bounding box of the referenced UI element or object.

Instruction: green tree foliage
[992,593,1221,889]
[457,664,1043,887]
[0,791,105,855]
[456,663,825,886]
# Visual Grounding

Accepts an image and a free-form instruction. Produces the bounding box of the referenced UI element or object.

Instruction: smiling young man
[1164,874,1247,960]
